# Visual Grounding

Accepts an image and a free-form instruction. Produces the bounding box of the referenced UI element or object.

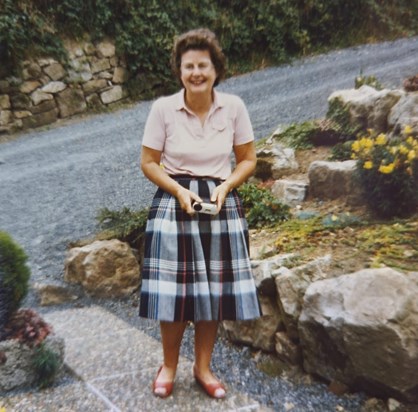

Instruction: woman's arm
[210,141,256,210]
[141,146,202,214]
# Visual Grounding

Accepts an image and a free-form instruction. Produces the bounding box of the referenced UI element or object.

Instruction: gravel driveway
[1,36,418,411]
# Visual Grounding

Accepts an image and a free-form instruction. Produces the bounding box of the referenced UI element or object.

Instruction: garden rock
[56,88,87,118]
[33,283,79,306]
[256,143,299,180]
[271,179,308,206]
[0,334,64,391]
[64,239,140,297]
[275,255,332,340]
[388,92,418,136]
[298,268,418,403]
[308,160,363,205]
[222,295,283,352]
[328,85,402,132]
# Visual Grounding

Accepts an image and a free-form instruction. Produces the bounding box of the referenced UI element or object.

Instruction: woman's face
[180,49,217,97]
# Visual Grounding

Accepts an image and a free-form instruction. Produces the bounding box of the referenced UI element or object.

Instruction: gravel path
[1,36,418,411]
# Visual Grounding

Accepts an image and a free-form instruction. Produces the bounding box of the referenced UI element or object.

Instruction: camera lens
[192,202,202,211]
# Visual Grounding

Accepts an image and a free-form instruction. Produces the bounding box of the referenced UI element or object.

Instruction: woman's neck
[185,90,213,116]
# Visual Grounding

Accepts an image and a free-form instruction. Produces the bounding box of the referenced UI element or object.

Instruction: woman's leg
[155,321,187,383]
[194,321,220,382]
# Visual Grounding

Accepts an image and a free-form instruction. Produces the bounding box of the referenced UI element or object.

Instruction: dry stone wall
[0,38,130,134]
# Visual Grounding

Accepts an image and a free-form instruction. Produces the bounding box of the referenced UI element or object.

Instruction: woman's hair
[171,28,226,87]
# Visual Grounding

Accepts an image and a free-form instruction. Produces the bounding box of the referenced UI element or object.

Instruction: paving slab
[2,306,273,412]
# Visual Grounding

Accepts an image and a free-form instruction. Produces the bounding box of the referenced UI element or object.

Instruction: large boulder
[271,179,308,206]
[275,255,332,340]
[64,239,140,297]
[299,268,418,403]
[308,160,363,205]
[328,85,403,132]
[256,143,299,180]
[388,92,418,136]
[222,294,283,352]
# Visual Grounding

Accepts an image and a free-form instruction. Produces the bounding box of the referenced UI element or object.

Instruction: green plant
[354,73,383,90]
[32,342,60,388]
[238,183,290,228]
[96,207,149,249]
[326,98,362,140]
[328,140,354,161]
[0,231,30,334]
[351,127,418,218]
[274,121,317,149]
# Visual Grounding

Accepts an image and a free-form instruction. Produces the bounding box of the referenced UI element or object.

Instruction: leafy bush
[274,121,316,149]
[32,342,60,388]
[238,183,290,228]
[355,73,383,90]
[0,231,30,332]
[351,127,418,218]
[326,98,362,141]
[96,207,149,249]
[328,140,354,161]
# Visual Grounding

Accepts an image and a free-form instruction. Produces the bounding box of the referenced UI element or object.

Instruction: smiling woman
[139,28,261,400]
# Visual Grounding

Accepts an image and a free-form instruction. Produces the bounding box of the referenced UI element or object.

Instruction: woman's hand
[176,186,202,215]
[210,182,231,212]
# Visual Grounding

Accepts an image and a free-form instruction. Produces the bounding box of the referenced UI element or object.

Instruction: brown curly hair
[171,28,226,87]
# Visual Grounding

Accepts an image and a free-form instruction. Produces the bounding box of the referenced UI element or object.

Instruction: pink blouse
[141,89,254,180]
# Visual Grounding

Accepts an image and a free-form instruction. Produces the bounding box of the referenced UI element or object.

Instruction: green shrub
[0,231,30,326]
[96,207,149,249]
[274,121,317,149]
[355,73,383,90]
[351,128,418,218]
[328,140,354,161]
[238,183,290,228]
[326,98,362,141]
[32,342,60,388]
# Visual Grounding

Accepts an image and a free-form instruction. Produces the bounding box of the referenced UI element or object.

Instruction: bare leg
[194,321,224,388]
[154,321,187,390]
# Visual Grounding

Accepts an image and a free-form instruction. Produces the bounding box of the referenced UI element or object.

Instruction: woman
[139,28,261,399]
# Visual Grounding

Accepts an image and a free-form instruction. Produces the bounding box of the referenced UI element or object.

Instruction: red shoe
[193,366,226,399]
[152,366,174,398]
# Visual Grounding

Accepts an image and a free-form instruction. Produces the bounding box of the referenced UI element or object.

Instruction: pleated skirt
[139,176,261,322]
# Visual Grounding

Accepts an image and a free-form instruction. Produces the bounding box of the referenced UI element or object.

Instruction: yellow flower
[378,163,395,174]
[399,145,409,155]
[390,146,398,155]
[404,125,413,135]
[331,214,338,221]
[408,150,416,161]
[406,136,415,145]
[363,161,373,169]
[352,141,360,152]
[0,407,6,412]
[375,133,387,145]
[360,137,374,149]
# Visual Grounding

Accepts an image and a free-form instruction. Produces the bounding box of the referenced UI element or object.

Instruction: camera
[192,202,218,215]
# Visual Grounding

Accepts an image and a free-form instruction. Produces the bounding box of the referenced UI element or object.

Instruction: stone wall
[0,38,130,134]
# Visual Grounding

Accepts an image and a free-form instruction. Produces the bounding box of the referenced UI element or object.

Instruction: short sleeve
[142,99,166,151]
[233,98,254,146]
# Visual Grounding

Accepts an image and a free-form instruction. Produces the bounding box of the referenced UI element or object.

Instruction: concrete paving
[1,306,273,412]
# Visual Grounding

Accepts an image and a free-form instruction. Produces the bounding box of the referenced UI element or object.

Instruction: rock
[0,94,11,109]
[43,63,66,81]
[10,93,31,110]
[328,85,403,132]
[387,398,403,412]
[275,255,332,339]
[22,109,58,129]
[251,254,296,295]
[67,58,92,83]
[63,39,84,59]
[30,100,57,115]
[275,331,302,365]
[41,81,67,94]
[64,239,140,297]
[90,57,111,74]
[0,334,64,391]
[222,295,283,352]
[13,110,32,119]
[56,88,87,118]
[271,179,308,206]
[33,283,79,306]
[112,67,129,84]
[86,93,103,109]
[0,110,12,126]
[299,268,418,403]
[328,380,350,396]
[96,40,116,58]
[308,160,363,205]
[82,79,108,94]
[256,143,299,180]
[30,90,53,106]
[362,398,387,412]
[83,42,96,55]
[22,63,42,80]
[98,71,113,80]
[100,85,123,104]
[0,80,10,94]
[109,56,118,67]
[37,58,57,67]
[19,81,41,94]
[388,92,418,136]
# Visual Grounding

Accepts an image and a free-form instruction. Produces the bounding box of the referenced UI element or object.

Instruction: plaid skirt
[139,176,261,322]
